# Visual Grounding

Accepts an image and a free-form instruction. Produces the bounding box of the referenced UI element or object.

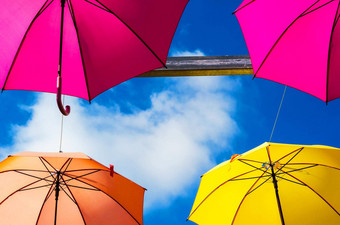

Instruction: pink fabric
[235,0,340,102]
[0,0,189,100]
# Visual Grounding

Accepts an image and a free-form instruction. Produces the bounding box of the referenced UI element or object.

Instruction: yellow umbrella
[188,142,340,225]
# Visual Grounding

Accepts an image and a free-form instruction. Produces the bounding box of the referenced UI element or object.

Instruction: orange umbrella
[0,151,145,225]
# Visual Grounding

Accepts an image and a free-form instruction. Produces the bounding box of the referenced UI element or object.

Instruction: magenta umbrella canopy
[235,0,340,103]
[0,0,189,114]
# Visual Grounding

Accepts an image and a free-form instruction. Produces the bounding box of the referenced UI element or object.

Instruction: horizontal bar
[138,55,253,77]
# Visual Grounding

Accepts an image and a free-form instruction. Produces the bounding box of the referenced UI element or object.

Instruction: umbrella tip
[230,154,240,162]
[110,164,114,177]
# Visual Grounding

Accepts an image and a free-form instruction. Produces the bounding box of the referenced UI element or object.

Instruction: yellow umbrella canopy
[188,142,340,225]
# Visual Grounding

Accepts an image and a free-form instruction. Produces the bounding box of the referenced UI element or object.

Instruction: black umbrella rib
[238,158,265,165]
[60,176,88,225]
[63,184,100,191]
[187,168,262,220]
[284,172,340,216]
[301,0,335,17]
[276,147,304,162]
[274,147,304,176]
[231,170,269,225]
[64,168,107,173]
[19,184,53,192]
[93,0,166,68]
[68,0,92,102]
[247,175,273,195]
[35,179,57,225]
[1,0,53,92]
[232,0,256,14]
[231,174,272,181]
[0,169,51,174]
[253,0,321,77]
[62,169,102,183]
[288,162,340,171]
[39,157,56,179]
[83,0,109,12]
[277,164,318,176]
[58,183,77,204]
[14,170,54,184]
[40,157,59,175]
[62,174,142,225]
[238,159,272,175]
[0,174,51,205]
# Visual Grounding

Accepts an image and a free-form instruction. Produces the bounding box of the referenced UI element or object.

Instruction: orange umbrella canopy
[0,151,145,225]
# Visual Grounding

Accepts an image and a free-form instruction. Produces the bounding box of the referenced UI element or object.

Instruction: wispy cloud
[171,49,205,57]
[1,50,240,211]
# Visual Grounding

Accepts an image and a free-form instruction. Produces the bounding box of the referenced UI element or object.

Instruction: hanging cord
[269,85,287,142]
[59,95,66,153]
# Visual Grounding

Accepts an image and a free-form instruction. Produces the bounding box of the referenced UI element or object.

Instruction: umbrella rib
[62,173,142,225]
[67,0,92,101]
[14,170,54,184]
[238,159,272,175]
[40,157,58,174]
[233,0,256,14]
[60,176,88,225]
[247,174,273,195]
[274,147,304,175]
[35,179,57,225]
[1,0,53,92]
[187,168,263,220]
[64,168,108,173]
[58,183,77,204]
[0,169,54,174]
[63,184,100,191]
[253,0,321,77]
[237,158,265,164]
[19,184,54,192]
[277,164,318,175]
[40,157,56,179]
[274,174,306,186]
[276,147,304,162]
[231,174,272,181]
[265,145,273,164]
[231,170,269,225]
[301,0,335,17]
[62,169,102,183]
[284,172,340,216]
[288,162,340,171]
[0,174,51,205]
[83,0,110,13]
[93,0,167,68]
[326,0,340,102]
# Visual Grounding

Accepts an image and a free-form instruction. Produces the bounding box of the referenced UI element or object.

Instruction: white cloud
[171,49,205,57]
[1,51,240,211]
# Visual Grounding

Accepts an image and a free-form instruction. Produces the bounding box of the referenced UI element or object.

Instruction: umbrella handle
[57,76,70,116]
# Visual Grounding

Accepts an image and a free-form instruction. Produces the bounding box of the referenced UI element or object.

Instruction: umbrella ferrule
[61,0,65,7]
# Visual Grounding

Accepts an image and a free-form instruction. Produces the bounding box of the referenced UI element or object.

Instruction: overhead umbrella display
[188,142,340,225]
[0,151,145,225]
[0,0,190,115]
[234,0,340,103]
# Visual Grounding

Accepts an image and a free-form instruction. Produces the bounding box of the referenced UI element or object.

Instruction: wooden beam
[138,55,253,77]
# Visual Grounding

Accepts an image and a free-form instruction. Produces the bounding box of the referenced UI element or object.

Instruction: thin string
[269,85,287,142]
[59,95,65,153]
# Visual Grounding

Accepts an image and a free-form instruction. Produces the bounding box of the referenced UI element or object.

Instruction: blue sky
[1,0,340,225]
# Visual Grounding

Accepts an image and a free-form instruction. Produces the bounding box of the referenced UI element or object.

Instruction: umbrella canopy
[0,151,145,225]
[188,142,340,225]
[0,0,189,114]
[234,0,340,103]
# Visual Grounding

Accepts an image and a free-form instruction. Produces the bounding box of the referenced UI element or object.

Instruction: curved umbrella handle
[57,76,70,116]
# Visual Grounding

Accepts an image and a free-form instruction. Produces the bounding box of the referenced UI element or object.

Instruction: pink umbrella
[0,0,189,115]
[234,0,340,103]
